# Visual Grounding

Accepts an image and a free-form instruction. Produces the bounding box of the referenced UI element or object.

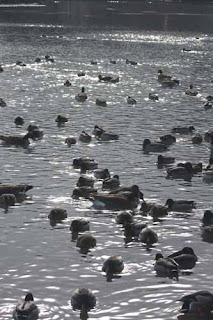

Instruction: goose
[0,132,34,147]
[71,288,96,320]
[127,96,137,105]
[0,184,33,197]
[75,87,87,102]
[48,208,67,221]
[202,210,213,226]
[102,256,124,281]
[157,69,172,83]
[143,139,168,152]
[13,292,39,320]
[124,221,147,240]
[72,186,97,199]
[159,134,176,146]
[0,98,7,107]
[0,193,16,210]
[72,158,98,170]
[168,247,198,270]
[77,175,94,188]
[14,116,24,126]
[55,115,68,124]
[166,162,194,179]
[79,131,92,143]
[76,232,96,254]
[161,79,179,88]
[192,134,203,144]
[149,93,159,101]
[126,59,137,65]
[139,227,158,246]
[96,98,107,107]
[94,168,110,180]
[115,211,133,225]
[165,198,196,212]
[185,85,198,96]
[102,175,120,190]
[65,137,77,147]
[154,253,179,280]
[178,291,213,318]
[64,79,71,87]
[171,126,195,134]
[157,155,175,166]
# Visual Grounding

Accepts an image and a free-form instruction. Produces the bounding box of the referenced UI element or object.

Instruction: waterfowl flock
[1,40,213,320]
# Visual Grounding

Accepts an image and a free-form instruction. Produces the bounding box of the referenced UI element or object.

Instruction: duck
[71,288,96,320]
[109,184,143,200]
[115,211,133,225]
[157,155,175,166]
[161,79,179,88]
[178,291,213,318]
[149,93,159,101]
[78,71,86,77]
[203,169,213,183]
[204,101,212,110]
[13,292,39,320]
[171,126,195,134]
[79,131,92,143]
[139,227,158,246]
[72,158,98,170]
[192,134,203,144]
[0,65,4,72]
[64,79,71,87]
[126,59,137,65]
[140,200,156,215]
[168,247,198,270]
[124,221,147,240]
[98,74,113,82]
[94,168,110,180]
[148,204,168,218]
[48,208,67,221]
[166,162,194,180]
[0,184,33,197]
[143,139,168,153]
[91,60,97,65]
[102,256,124,281]
[65,137,77,147]
[75,87,87,102]
[204,130,213,142]
[14,116,24,126]
[76,232,96,254]
[92,125,105,137]
[110,59,116,64]
[16,60,26,66]
[165,198,196,212]
[72,186,97,199]
[127,96,137,105]
[95,130,119,141]
[95,98,107,107]
[154,253,179,280]
[185,85,198,96]
[0,98,6,107]
[77,175,94,188]
[70,218,90,241]
[202,210,213,226]
[0,132,34,147]
[45,55,54,63]
[159,134,176,146]
[34,57,41,63]
[55,115,68,124]
[157,69,172,83]
[102,175,120,190]
[27,124,44,140]
[0,193,16,210]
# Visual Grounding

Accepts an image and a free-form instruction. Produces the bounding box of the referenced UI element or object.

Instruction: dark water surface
[0,1,213,320]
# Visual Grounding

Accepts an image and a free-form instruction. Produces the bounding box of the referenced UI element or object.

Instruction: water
[0,1,213,320]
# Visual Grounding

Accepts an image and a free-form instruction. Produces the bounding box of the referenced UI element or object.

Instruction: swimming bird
[115,211,133,225]
[203,169,213,183]
[16,60,26,66]
[157,155,175,166]
[0,132,34,147]
[72,158,98,170]
[27,124,44,140]
[35,57,41,63]
[159,134,176,146]
[102,256,124,281]
[165,198,196,212]
[0,98,6,107]
[202,210,213,226]
[161,79,179,88]
[148,204,168,218]
[109,184,143,200]
[192,134,203,144]
[75,87,87,102]
[171,126,195,134]
[96,98,107,107]
[204,101,212,110]
[204,130,213,142]
[127,96,137,105]
[48,208,67,221]
[157,69,172,83]
[71,288,96,320]
[139,227,158,246]
[168,247,198,270]
[102,175,120,190]
[154,253,179,280]
[78,72,86,77]
[14,116,24,126]
[94,168,110,180]
[143,139,168,153]
[76,232,96,254]
[55,115,68,124]
[79,131,92,143]
[64,79,71,87]
[0,184,33,197]
[149,93,159,101]
[185,85,198,96]
[72,186,97,199]
[95,129,119,141]
[110,59,116,64]
[91,60,97,65]
[77,175,94,188]
[140,200,156,215]
[166,162,194,180]
[65,137,77,147]
[0,193,16,210]
[92,125,105,137]
[13,292,39,320]
[70,218,90,233]
[126,59,137,65]
[45,55,54,63]
[178,291,213,318]
[124,221,147,240]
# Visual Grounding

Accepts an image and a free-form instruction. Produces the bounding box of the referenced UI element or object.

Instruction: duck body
[148,204,168,218]
[127,96,137,105]
[14,116,24,126]
[72,186,97,199]
[79,131,92,143]
[92,192,140,210]
[75,87,87,102]
[165,198,196,212]
[73,158,98,170]
[0,132,33,147]
[27,124,44,140]
[154,253,179,280]
[13,293,39,320]
[149,93,159,101]
[126,59,137,65]
[95,129,119,141]
[71,288,96,320]
[96,98,107,107]
[65,137,77,147]
[77,175,94,188]
[78,72,86,77]
[204,102,212,110]
[55,115,68,124]
[124,221,147,239]
[48,208,67,221]
[171,126,195,134]
[109,185,143,200]
[143,139,168,152]
[139,227,158,245]
[161,79,179,88]
[0,184,33,197]
[70,218,90,233]
[192,134,203,144]
[98,74,119,83]
[157,70,172,83]
[159,134,176,146]
[102,255,124,280]
[94,168,110,180]
[179,291,213,317]
[115,211,133,225]
[76,232,96,252]
[157,155,175,166]
[0,193,16,209]
[203,169,213,183]
[185,85,198,96]
[202,210,213,226]
[102,175,120,190]
[166,162,194,180]
[0,98,7,107]
[168,247,197,270]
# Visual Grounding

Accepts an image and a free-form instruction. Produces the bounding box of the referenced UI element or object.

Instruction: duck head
[185,162,193,173]
[25,292,34,301]
[155,253,163,260]
[143,139,151,148]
